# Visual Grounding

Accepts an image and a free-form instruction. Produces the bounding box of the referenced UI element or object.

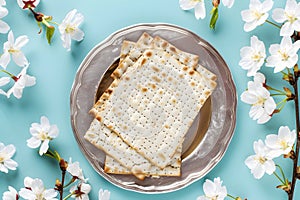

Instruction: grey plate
[70,23,237,194]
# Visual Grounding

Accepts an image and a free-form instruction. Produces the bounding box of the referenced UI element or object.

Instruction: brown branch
[288,70,300,200]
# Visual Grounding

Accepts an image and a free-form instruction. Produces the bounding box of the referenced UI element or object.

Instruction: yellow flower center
[279,50,289,61]
[286,12,297,23]
[253,96,266,106]
[252,53,263,62]
[0,155,4,163]
[280,140,288,150]
[252,10,263,20]
[38,131,49,141]
[8,48,19,53]
[258,156,266,164]
[36,193,45,200]
[65,25,75,34]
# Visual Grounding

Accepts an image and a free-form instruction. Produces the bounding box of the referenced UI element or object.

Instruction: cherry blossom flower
[239,35,266,76]
[27,116,59,156]
[197,177,227,200]
[0,76,10,96]
[19,177,58,200]
[70,182,91,200]
[0,143,18,173]
[179,0,206,20]
[241,73,276,124]
[6,66,36,99]
[58,9,84,51]
[0,6,10,34]
[0,31,29,69]
[98,189,110,200]
[2,186,18,200]
[266,36,300,73]
[17,0,40,9]
[272,0,300,36]
[265,126,296,158]
[241,0,274,32]
[67,158,86,181]
[0,0,6,6]
[222,0,234,8]
[245,140,276,179]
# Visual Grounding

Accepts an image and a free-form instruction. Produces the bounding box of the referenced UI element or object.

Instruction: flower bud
[59,159,68,171]
[212,0,220,7]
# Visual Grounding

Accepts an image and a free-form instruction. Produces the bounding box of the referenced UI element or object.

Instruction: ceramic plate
[70,23,236,194]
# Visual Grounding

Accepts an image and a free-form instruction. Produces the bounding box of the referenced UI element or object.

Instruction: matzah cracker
[104,144,181,177]
[90,49,216,168]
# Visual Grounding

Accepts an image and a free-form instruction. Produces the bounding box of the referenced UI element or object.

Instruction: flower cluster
[2,115,111,200]
[0,1,85,100]
[179,0,235,29]
[239,0,300,199]
[245,126,296,179]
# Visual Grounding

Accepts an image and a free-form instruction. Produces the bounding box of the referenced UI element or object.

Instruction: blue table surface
[1,0,299,199]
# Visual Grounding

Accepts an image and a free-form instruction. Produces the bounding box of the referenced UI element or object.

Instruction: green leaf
[210,7,219,30]
[46,26,55,44]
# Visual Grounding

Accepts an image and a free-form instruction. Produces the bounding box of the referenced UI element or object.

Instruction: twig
[288,70,300,200]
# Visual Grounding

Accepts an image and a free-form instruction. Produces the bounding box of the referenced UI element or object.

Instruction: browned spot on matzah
[141,87,148,92]
[158,153,166,161]
[112,71,120,78]
[171,99,176,104]
[189,70,195,75]
[162,72,167,77]
[146,51,152,57]
[152,76,161,83]
[125,76,130,81]
[106,89,113,94]
[170,46,177,53]
[107,124,113,129]
[184,57,189,64]
[164,124,170,129]
[190,81,196,87]
[179,74,184,79]
[211,81,217,88]
[183,66,188,71]
[141,58,147,65]
[152,66,160,72]
[168,77,173,81]
[204,90,211,96]
[123,125,128,130]
[162,41,168,48]
[151,84,156,89]
[96,115,102,122]
[159,90,163,95]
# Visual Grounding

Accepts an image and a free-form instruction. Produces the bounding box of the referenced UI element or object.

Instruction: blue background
[0,0,299,199]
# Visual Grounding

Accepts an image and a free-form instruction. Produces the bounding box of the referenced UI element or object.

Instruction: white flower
[0,76,10,96]
[179,0,206,20]
[19,177,58,200]
[6,66,36,99]
[58,9,84,51]
[239,35,266,76]
[266,36,300,73]
[241,0,274,32]
[197,177,227,200]
[245,140,276,179]
[222,0,234,8]
[67,158,85,181]
[0,6,10,34]
[0,0,6,6]
[98,189,110,200]
[0,143,18,173]
[241,73,276,124]
[272,0,300,36]
[70,183,91,200]
[27,116,59,156]
[0,30,29,69]
[17,0,40,9]
[265,126,296,158]
[2,186,18,200]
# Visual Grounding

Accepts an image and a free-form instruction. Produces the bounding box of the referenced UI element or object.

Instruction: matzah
[90,49,216,168]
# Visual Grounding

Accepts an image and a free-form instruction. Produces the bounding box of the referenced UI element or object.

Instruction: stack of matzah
[84,32,217,180]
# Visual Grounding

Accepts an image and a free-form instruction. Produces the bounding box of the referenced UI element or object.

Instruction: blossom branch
[288,67,300,200]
